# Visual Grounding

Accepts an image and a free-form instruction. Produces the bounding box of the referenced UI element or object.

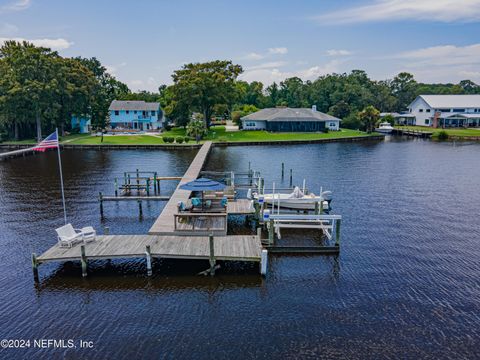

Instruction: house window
[419,109,423,112]
[426,109,431,112]
[329,122,336,127]
[453,109,465,112]
[134,111,137,114]
[425,119,429,125]
[151,111,155,116]
[114,110,119,116]
[126,110,129,114]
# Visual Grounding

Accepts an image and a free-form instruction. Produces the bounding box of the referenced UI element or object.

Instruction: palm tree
[358,105,380,133]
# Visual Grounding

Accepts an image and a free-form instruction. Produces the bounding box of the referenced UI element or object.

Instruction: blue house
[108,100,163,131]
[71,115,91,134]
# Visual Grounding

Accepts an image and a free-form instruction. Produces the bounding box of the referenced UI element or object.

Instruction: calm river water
[0,138,479,359]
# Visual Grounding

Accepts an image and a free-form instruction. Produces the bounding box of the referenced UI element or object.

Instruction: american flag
[33,131,59,152]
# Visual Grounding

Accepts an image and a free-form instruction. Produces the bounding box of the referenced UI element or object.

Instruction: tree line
[1,41,480,140]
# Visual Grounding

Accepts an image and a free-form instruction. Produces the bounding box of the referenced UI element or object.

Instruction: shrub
[162,136,174,143]
[323,127,329,133]
[437,131,449,141]
[162,136,169,142]
[184,136,191,143]
[175,136,184,144]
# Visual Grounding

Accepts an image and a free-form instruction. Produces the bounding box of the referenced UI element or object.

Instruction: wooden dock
[149,141,213,235]
[37,234,262,263]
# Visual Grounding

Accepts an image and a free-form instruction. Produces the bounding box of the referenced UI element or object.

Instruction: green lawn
[395,125,480,138]
[1,133,90,145]
[67,127,374,145]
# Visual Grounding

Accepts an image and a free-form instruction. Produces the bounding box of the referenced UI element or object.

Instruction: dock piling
[145,245,152,276]
[335,219,341,247]
[104,226,110,235]
[268,219,274,245]
[31,253,39,282]
[281,162,285,178]
[138,200,143,217]
[80,245,87,277]
[114,178,118,197]
[209,234,216,276]
[260,249,268,276]
[99,192,104,216]
[289,169,293,187]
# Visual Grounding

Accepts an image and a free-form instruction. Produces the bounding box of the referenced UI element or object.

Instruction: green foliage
[186,118,207,142]
[175,136,184,144]
[170,60,243,127]
[437,131,449,140]
[162,136,174,143]
[358,106,380,133]
[184,136,190,143]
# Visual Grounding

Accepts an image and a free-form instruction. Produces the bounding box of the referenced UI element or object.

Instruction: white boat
[251,187,332,210]
[375,121,394,133]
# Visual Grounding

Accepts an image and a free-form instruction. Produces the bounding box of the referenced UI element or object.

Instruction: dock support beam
[145,245,152,276]
[80,245,87,277]
[209,234,216,276]
[32,253,39,282]
[260,249,268,276]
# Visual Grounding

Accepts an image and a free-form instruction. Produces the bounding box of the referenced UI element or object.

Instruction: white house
[407,95,480,127]
[241,106,341,132]
[108,100,163,131]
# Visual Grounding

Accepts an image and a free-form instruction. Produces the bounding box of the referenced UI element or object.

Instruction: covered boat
[251,186,332,210]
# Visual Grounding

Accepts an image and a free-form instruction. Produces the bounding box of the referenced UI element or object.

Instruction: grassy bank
[395,126,480,138]
[1,133,90,145]
[66,127,374,145]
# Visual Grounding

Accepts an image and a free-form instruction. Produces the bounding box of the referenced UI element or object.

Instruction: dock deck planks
[37,234,262,263]
[149,141,213,235]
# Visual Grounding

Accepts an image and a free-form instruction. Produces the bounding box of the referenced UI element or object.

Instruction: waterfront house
[241,106,341,132]
[71,116,91,133]
[108,100,163,131]
[380,112,416,126]
[406,95,480,127]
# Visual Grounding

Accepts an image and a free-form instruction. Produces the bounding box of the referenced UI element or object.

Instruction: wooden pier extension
[149,141,213,235]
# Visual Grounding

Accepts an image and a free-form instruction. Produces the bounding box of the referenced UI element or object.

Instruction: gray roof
[416,95,480,109]
[109,100,160,111]
[241,107,341,122]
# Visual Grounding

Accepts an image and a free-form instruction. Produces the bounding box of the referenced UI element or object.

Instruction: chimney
[312,105,317,112]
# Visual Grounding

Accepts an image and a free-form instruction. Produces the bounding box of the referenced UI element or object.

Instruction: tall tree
[358,105,380,133]
[170,60,243,127]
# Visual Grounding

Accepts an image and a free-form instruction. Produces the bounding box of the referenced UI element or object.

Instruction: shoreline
[0,134,385,151]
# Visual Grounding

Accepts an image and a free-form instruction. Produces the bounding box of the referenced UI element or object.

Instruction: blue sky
[1,0,480,91]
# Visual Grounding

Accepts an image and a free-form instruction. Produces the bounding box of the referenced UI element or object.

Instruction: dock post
[146,178,150,196]
[124,172,127,186]
[249,169,253,186]
[114,178,118,197]
[99,192,104,216]
[31,253,39,282]
[268,219,274,245]
[104,226,110,235]
[153,173,158,194]
[314,201,319,215]
[138,200,143,217]
[289,169,293,187]
[335,219,341,247]
[209,234,216,276]
[127,174,131,185]
[254,202,260,220]
[145,245,152,276]
[260,249,268,276]
[257,227,262,242]
[281,162,284,178]
[80,245,87,277]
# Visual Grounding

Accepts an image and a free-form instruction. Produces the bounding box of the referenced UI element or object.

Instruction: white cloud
[240,60,341,84]
[242,52,265,60]
[246,61,288,71]
[0,37,73,50]
[240,47,288,61]
[268,47,288,55]
[0,23,19,35]
[0,0,31,13]
[391,43,480,83]
[394,43,480,67]
[315,0,480,24]
[105,62,127,76]
[326,49,352,56]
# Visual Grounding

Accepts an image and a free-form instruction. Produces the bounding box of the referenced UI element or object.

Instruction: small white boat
[251,187,332,210]
[375,122,394,133]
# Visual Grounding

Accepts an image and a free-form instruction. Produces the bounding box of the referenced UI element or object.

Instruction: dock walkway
[37,234,262,263]
[149,142,213,235]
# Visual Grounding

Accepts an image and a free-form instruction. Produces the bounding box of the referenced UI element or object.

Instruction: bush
[163,123,173,131]
[184,136,190,143]
[175,136,184,144]
[162,136,174,143]
[323,127,329,133]
[437,131,449,140]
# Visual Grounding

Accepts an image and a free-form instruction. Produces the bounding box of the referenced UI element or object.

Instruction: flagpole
[56,128,67,225]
